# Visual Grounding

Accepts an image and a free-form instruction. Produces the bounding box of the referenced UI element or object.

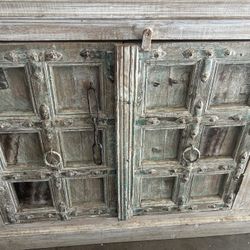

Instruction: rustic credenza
[1,1,250,249]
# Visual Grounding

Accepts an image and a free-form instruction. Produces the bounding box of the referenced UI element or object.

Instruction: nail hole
[153,81,160,87]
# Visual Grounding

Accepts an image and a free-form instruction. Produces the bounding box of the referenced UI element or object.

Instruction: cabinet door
[117,43,250,219]
[0,43,116,223]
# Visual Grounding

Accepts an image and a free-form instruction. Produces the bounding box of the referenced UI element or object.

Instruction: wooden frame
[1,1,250,41]
[1,210,250,249]
[1,1,250,249]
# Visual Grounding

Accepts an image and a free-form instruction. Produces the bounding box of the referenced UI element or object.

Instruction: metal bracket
[141,28,153,51]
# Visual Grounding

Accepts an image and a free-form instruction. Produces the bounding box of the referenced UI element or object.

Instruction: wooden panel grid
[119,42,250,217]
[0,42,117,224]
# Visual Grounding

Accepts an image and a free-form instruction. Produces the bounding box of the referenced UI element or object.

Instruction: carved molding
[80,49,114,82]
[0,184,17,224]
[116,44,138,220]
[223,152,250,208]
[4,49,63,63]
[44,49,63,61]
[58,201,71,221]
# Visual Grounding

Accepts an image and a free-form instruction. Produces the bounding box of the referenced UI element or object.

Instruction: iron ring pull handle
[87,82,103,165]
[182,145,200,163]
[44,150,62,169]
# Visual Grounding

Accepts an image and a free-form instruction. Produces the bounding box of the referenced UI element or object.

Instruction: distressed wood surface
[1,1,250,19]
[0,42,117,224]
[0,38,250,247]
[129,41,250,216]
[1,209,250,249]
[2,19,250,41]
[116,45,138,220]
[234,163,250,210]
[1,1,250,40]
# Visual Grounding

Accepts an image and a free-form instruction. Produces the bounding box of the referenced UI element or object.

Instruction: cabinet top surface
[1,0,250,19]
[0,1,250,41]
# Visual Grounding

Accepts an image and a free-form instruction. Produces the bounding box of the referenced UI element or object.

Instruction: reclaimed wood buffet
[1,1,250,249]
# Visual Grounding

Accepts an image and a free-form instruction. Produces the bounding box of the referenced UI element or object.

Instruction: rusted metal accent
[182,145,200,164]
[87,82,103,165]
[44,150,62,169]
[182,48,194,58]
[201,58,213,82]
[141,28,153,51]
[44,49,63,61]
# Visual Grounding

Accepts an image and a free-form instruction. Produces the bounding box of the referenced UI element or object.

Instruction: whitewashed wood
[233,162,250,210]
[0,42,117,223]
[1,1,250,41]
[116,45,138,220]
[1,1,250,19]
[2,19,250,41]
[0,209,250,249]
[130,41,250,216]
[0,1,250,246]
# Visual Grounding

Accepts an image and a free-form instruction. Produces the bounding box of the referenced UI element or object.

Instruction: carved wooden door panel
[117,43,250,219]
[0,43,116,223]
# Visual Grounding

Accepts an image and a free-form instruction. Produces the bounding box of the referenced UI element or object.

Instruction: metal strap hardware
[141,28,153,51]
[182,145,200,164]
[87,82,103,165]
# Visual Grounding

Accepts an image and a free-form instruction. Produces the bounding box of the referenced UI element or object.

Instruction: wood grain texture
[116,45,138,220]
[1,1,250,19]
[131,41,250,216]
[190,174,227,199]
[1,1,250,41]
[69,178,105,207]
[233,164,250,210]
[0,34,250,249]
[3,19,250,41]
[1,210,250,249]
[0,67,33,113]
[199,126,241,157]
[0,42,116,223]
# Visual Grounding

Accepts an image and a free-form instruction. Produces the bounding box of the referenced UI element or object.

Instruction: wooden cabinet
[0,41,250,227]
[0,25,250,250]
[1,1,250,248]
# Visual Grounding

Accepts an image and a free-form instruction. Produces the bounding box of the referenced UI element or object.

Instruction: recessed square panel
[141,177,175,204]
[0,67,33,113]
[0,133,43,167]
[211,64,250,106]
[14,181,53,209]
[69,178,105,207]
[51,64,101,114]
[145,64,193,111]
[61,130,103,166]
[190,174,227,199]
[200,126,241,158]
[143,129,182,161]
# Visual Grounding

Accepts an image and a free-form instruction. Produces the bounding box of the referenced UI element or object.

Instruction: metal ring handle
[182,145,200,163]
[44,150,62,168]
